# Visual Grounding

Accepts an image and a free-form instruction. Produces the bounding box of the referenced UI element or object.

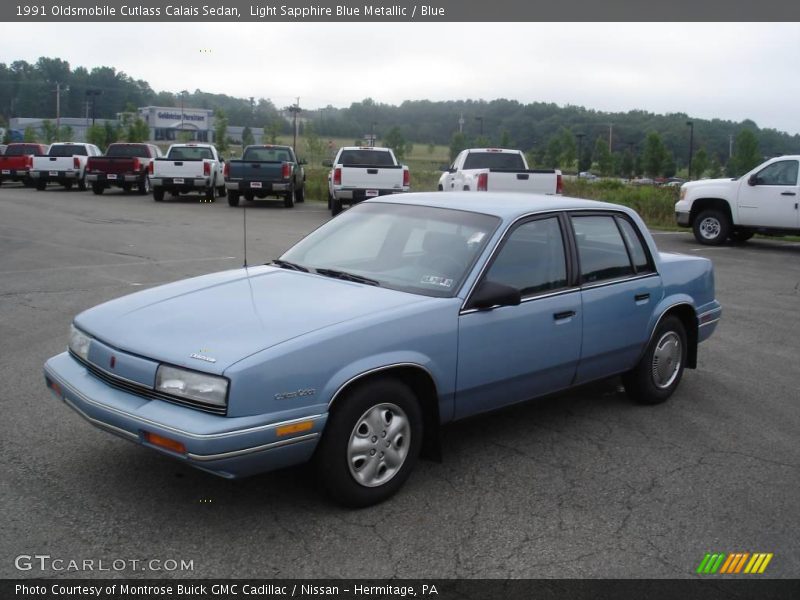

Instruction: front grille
[72,351,227,416]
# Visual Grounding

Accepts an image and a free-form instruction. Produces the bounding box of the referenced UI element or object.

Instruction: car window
[572,215,635,284]
[338,150,395,167]
[484,217,567,296]
[49,145,88,157]
[463,152,526,170]
[616,217,653,274]
[755,160,798,186]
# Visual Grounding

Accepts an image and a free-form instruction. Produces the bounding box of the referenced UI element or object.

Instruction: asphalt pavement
[1,183,797,579]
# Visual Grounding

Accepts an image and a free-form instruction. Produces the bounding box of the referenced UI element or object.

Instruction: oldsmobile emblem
[190,352,217,364]
[274,388,316,401]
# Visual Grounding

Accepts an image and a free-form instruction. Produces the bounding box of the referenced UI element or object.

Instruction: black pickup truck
[224,144,306,208]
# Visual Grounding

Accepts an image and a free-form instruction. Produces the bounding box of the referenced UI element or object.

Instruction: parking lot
[1,183,798,579]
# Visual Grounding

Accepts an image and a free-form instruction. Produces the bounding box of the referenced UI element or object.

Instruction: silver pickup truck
[324,147,410,216]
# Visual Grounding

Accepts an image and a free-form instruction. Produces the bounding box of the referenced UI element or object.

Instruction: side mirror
[748,174,759,186]
[468,280,521,311]
[321,159,333,167]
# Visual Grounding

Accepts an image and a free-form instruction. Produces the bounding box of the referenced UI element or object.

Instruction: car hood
[683,177,737,190]
[75,265,429,374]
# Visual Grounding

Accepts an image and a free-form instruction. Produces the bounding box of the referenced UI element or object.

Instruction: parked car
[31,142,102,190]
[86,143,163,195]
[44,193,720,507]
[676,155,800,244]
[149,143,226,202]
[0,142,49,186]
[439,148,562,194]
[224,144,305,208]
[324,146,409,216]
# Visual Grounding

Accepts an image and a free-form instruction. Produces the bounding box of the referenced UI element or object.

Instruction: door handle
[781,191,796,196]
[553,310,576,320]
[635,293,650,302]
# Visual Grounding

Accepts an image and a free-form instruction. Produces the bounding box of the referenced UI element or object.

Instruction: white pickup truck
[149,143,226,202]
[31,142,102,191]
[439,148,562,195]
[324,147,409,216]
[676,155,800,244]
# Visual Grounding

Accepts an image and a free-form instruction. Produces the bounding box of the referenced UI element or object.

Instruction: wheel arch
[328,364,442,461]
[648,302,698,369]
[689,197,733,225]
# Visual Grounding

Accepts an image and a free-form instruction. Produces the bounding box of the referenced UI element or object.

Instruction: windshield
[463,152,526,170]
[281,203,500,297]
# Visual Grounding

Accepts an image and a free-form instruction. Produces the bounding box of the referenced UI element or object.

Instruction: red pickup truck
[85,143,163,195]
[0,143,49,186]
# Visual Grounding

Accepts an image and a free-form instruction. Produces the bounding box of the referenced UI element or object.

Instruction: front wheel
[153,187,165,202]
[284,185,295,208]
[92,183,104,195]
[316,379,422,507]
[623,315,687,405]
[295,184,305,203]
[693,209,730,245]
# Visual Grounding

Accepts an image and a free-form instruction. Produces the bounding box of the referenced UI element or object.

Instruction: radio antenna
[242,198,248,268]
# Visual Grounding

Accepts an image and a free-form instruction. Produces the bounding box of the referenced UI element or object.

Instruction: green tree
[23,126,38,142]
[642,132,667,178]
[449,131,467,161]
[708,154,722,178]
[241,126,255,147]
[178,130,193,143]
[59,126,73,142]
[578,145,592,172]
[559,128,577,172]
[2,129,11,144]
[662,152,676,178]
[41,120,57,143]
[593,136,613,176]
[691,147,709,179]
[427,142,435,156]
[86,123,108,149]
[265,119,281,144]
[544,135,562,169]
[620,148,635,179]
[303,121,325,163]
[384,126,407,161]
[500,130,511,147]
[213,108,228,153]
[732,129,761,175]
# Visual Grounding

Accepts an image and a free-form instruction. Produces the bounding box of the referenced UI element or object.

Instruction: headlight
[69,324,91,361]
[155,365,228,408]
[679,187,686,200]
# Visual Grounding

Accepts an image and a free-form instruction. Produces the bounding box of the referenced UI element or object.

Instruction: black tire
[295,184,305,203]
[729,229,754,243]
[284,184,295,208]
[138,175,151,195]
[227,190,240,207]
[437,185,443,191]
[205,179,216,202]
[36,180,46,191]
[77,176,86,191]
[327,192,333,210]
[121,183,132,193]
[63,181,73,190]
[244,191,254,202]
[331,196,342,216]
[91,183,104,195]
[217,183,226,198]
[692,209,730,245]
[153,188,165,202]
[315,378,423,507]
[623,315,687,405]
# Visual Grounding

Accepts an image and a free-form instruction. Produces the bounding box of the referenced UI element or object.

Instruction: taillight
[132,158,140,171]
[148,161,154,175]
[73,157,80,169]
[477,172,488,191]
[556,173,563,194]
[203,161,211,176]
[403,168,409,187]
[333,167,342,185]
[281,162,291,179]
[223,162,229,178]
[25,155,33,169]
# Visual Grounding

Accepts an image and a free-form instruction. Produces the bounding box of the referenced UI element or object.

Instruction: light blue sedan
[44,193,721,506]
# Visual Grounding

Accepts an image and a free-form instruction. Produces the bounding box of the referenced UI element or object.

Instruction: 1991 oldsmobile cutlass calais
[44,193,720,506]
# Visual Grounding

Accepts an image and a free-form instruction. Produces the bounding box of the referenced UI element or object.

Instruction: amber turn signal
[276,420,313,437]
[143,431,187,455]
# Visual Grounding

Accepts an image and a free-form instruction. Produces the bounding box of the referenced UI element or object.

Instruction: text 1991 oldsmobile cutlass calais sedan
[44,193,721,506]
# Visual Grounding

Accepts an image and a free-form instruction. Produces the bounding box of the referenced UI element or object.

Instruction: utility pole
[370,121,376,147]
[287,98,301,152]
[475,116,484,137]
[458,113,465,134]
[729,134,733,158]
[575,133,586,172]
[686,121,694,180]
[85,89,101,126]
[608,122,613,152]
[55,83,69,137]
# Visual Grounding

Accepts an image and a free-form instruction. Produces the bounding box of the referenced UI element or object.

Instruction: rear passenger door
[570,213,662,384]
[456,214,581,418]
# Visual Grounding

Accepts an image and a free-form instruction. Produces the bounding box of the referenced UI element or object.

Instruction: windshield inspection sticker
[421,275,454,288]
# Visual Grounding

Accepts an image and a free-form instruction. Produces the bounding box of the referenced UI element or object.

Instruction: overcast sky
[3,22,800,134]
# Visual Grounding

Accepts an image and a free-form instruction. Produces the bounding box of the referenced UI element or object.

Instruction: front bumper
[675,211,691,227]
[44,352,325,478]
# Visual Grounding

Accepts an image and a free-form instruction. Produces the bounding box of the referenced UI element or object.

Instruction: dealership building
[10,106,267,145]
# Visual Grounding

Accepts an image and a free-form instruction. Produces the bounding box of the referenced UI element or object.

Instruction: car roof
[365,192,634,221]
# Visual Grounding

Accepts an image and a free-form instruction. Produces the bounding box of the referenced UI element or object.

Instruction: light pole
[686,121,694,180]
[55,83,69,137]
[85,89,101,125]
[287,99,301,152]
[475,116,484,138]
[576,133,586,173]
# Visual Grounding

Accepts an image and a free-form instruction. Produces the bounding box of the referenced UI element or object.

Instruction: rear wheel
[295,184,305,203]
[729,229,754,243]
[36,180,46,191]
[623,315,687,405]
[153,187,165,202]
[284,184,295,208]
[316,379,422,507]
[227,190,240,207]
[63,181,73,190]
[331,196,342,216]
[693,209,730,245]
[244,192,254,202]
[138,176,151,195]
[92,183,104,195]
[77,176,86,191]
[205,178,216,202]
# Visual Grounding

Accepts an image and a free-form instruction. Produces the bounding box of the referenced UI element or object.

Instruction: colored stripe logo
[696,552,773,574]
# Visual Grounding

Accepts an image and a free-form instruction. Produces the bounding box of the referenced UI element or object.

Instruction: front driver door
[456,214,582,419]
[737,159,800,228]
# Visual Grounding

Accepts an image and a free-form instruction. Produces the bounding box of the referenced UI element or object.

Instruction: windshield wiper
[314,268,380,286]
[270,259,309,272]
